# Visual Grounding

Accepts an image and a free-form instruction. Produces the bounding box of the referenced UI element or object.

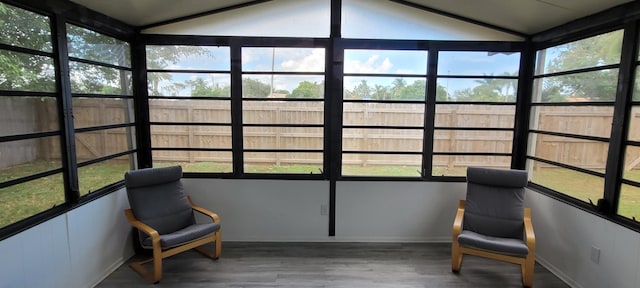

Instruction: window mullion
[604,22,639,214]
[52,15,80,203]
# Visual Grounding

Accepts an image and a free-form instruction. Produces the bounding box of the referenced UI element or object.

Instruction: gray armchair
[451,167,535,287]
[124,166,221,283]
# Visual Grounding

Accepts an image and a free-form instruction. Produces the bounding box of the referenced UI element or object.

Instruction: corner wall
[527,190,640,288]
[0,188,133,288]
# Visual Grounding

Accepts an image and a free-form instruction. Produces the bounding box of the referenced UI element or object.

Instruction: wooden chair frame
[124,196,221,283]
[452,200,536,287]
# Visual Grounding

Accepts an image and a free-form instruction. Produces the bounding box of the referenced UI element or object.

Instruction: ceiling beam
[388,0,527,39]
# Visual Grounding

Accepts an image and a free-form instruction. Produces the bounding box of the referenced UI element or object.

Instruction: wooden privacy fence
[4,98,640,171]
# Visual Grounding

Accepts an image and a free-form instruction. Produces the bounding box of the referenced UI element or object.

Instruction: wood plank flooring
[96,242,569,288]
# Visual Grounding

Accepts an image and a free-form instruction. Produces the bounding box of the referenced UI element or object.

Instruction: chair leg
[522,255,534,287]
[152,246,162,283]
[451,241,463,272]
[194,232,222,260]
[128,255,162,284]
[214,231,222,259]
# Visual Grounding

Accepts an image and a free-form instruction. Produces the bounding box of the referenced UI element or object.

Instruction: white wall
[335,181,466,242]
[0,188,133,288]
[143,0,330,37]
[183,179,466,242]
[526,190,640,288]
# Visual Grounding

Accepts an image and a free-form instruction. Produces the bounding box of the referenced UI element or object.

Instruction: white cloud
[279,48,325,72]
[345,55,394,73]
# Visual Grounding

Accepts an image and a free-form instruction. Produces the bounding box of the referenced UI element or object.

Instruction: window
[0,3,64,227]
[342,49,427,177]
[147,45,232,173]
[241,47,325,174]
[619,51,640,220]
[67,24,136,195]
[528,30,623,204]
[434,51,520,176]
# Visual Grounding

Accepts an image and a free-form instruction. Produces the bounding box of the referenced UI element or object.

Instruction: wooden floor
[96,242,569,288]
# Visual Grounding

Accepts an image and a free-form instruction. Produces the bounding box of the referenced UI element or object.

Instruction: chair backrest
[125,166,194,235]
[463,167,528,239]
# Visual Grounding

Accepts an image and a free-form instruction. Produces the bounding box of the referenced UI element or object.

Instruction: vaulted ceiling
[69,0,633,35]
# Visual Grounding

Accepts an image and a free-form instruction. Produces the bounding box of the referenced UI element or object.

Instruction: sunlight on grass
[0,173,65,227]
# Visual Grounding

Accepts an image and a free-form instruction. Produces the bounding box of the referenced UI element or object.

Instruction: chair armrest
[188,196,220,224]
[124,209,160,240]
[452,200,465,238]
[524,208,535,250]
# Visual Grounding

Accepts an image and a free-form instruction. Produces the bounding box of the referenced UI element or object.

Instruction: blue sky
[149,46,522,96]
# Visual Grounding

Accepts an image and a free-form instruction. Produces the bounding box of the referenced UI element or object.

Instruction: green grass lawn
[1,161,639,227]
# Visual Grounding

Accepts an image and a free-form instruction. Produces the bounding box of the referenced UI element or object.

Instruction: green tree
[146,46,213,96]
[347,80,372,99]
[242,77,271,97]
[390,78,407,99]
[290,81,323,98]
[396,79,426,100]
[0,3,54,91]
[542,30,623,101]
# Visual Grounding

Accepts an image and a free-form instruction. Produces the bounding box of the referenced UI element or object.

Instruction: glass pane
[344,76,426,100]
[73,98,134,128]
[619,184,640,220]
[0,50,55,92]
[623,145,640,181]
[242,75,324,98]
[434,130,513,153]
[437,78,517,102]
[535,30,623,75]
[148,72,230,97]
[149,99,231,123]
[0,173,64,227]
[528,132,608,173]
[0,96,58,136]
[342,153,421,177]
[342,128,422,152]
[67,24,130,67]
[244,152,323,174]
[78,157,132,196]
[435,104,514,128]
[628,106,640,141]
[75,127,135,162]
[344,49,427,74]
[530,106,613,138]
[151,125,232,149]
[528,160,604,204]
[153,151,233,173]
[242,47,325,72]
[343,103,424,127]
[634,68,640,101]
[146,45,229,70]
[243,127,323,150]
[433,156,511,176]
[0,137,62,181]
[0,3,52,52]
[438,51,520,76]
[243,101,323,125]
[70,62,132,95]
[532,69,618,102]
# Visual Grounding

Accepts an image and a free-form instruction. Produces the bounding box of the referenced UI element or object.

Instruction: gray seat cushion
[458,230,529,256]
[463,167,528,239]
[141,222,221,249]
